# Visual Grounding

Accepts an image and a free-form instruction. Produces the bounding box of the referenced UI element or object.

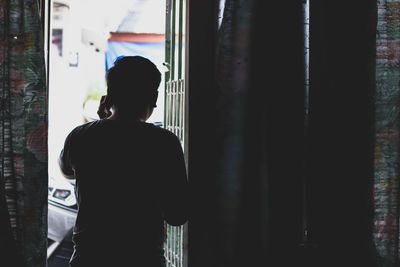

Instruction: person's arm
[163,134,189,226]
[58,132,76,180]
[58,152,75,179]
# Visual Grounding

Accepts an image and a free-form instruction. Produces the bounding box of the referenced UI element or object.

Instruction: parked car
[48,168,77,242]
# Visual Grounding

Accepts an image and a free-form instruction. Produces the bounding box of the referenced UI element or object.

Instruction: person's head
[106,56,161,119]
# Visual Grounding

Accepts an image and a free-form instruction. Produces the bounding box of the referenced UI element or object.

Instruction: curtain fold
[374,1,400,266]
[215,1,304,266]
[0,1,48,266]
[308,1,377,266]
[189,0,398,266]
[214,0,255,265]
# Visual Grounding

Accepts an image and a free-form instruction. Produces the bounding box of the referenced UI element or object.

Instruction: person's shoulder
[143,123,183,150]
[72,120,99,132]
[67,120,104,139]
[146,123,180,141]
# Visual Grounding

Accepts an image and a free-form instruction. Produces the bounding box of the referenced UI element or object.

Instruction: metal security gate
[165,80,185,142]
[163,0,187,266]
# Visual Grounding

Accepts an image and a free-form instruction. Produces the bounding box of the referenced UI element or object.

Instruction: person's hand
[97,95,112,119]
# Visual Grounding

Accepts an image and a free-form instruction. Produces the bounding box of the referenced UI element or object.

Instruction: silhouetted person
[59,56,189,267]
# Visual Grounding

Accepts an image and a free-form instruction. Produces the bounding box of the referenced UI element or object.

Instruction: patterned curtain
[374,0,400,266]
[0,1,48,267]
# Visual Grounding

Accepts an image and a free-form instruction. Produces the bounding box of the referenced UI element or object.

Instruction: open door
[163,0,188,266]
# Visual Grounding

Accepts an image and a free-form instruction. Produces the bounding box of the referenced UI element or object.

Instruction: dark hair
[106,56,161,111]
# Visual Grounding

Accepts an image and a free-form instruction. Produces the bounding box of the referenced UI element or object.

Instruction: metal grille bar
[163,79,185,267]
[164,0,186,265]
[164,223,183,267]
[165,79,185,143]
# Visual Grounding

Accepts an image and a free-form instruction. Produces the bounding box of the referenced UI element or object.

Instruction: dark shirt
[59,119,188,267]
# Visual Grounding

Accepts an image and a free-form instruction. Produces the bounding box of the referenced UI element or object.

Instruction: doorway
[45,0,188,266]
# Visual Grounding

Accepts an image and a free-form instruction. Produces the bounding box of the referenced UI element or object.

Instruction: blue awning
[105,41,165,70]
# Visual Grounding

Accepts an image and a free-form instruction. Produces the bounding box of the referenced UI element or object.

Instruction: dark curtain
[0,1,48,266]
[188,1,304,266]
[188,0,400,266]
[244,1,305,266]
[307,0,377,266]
